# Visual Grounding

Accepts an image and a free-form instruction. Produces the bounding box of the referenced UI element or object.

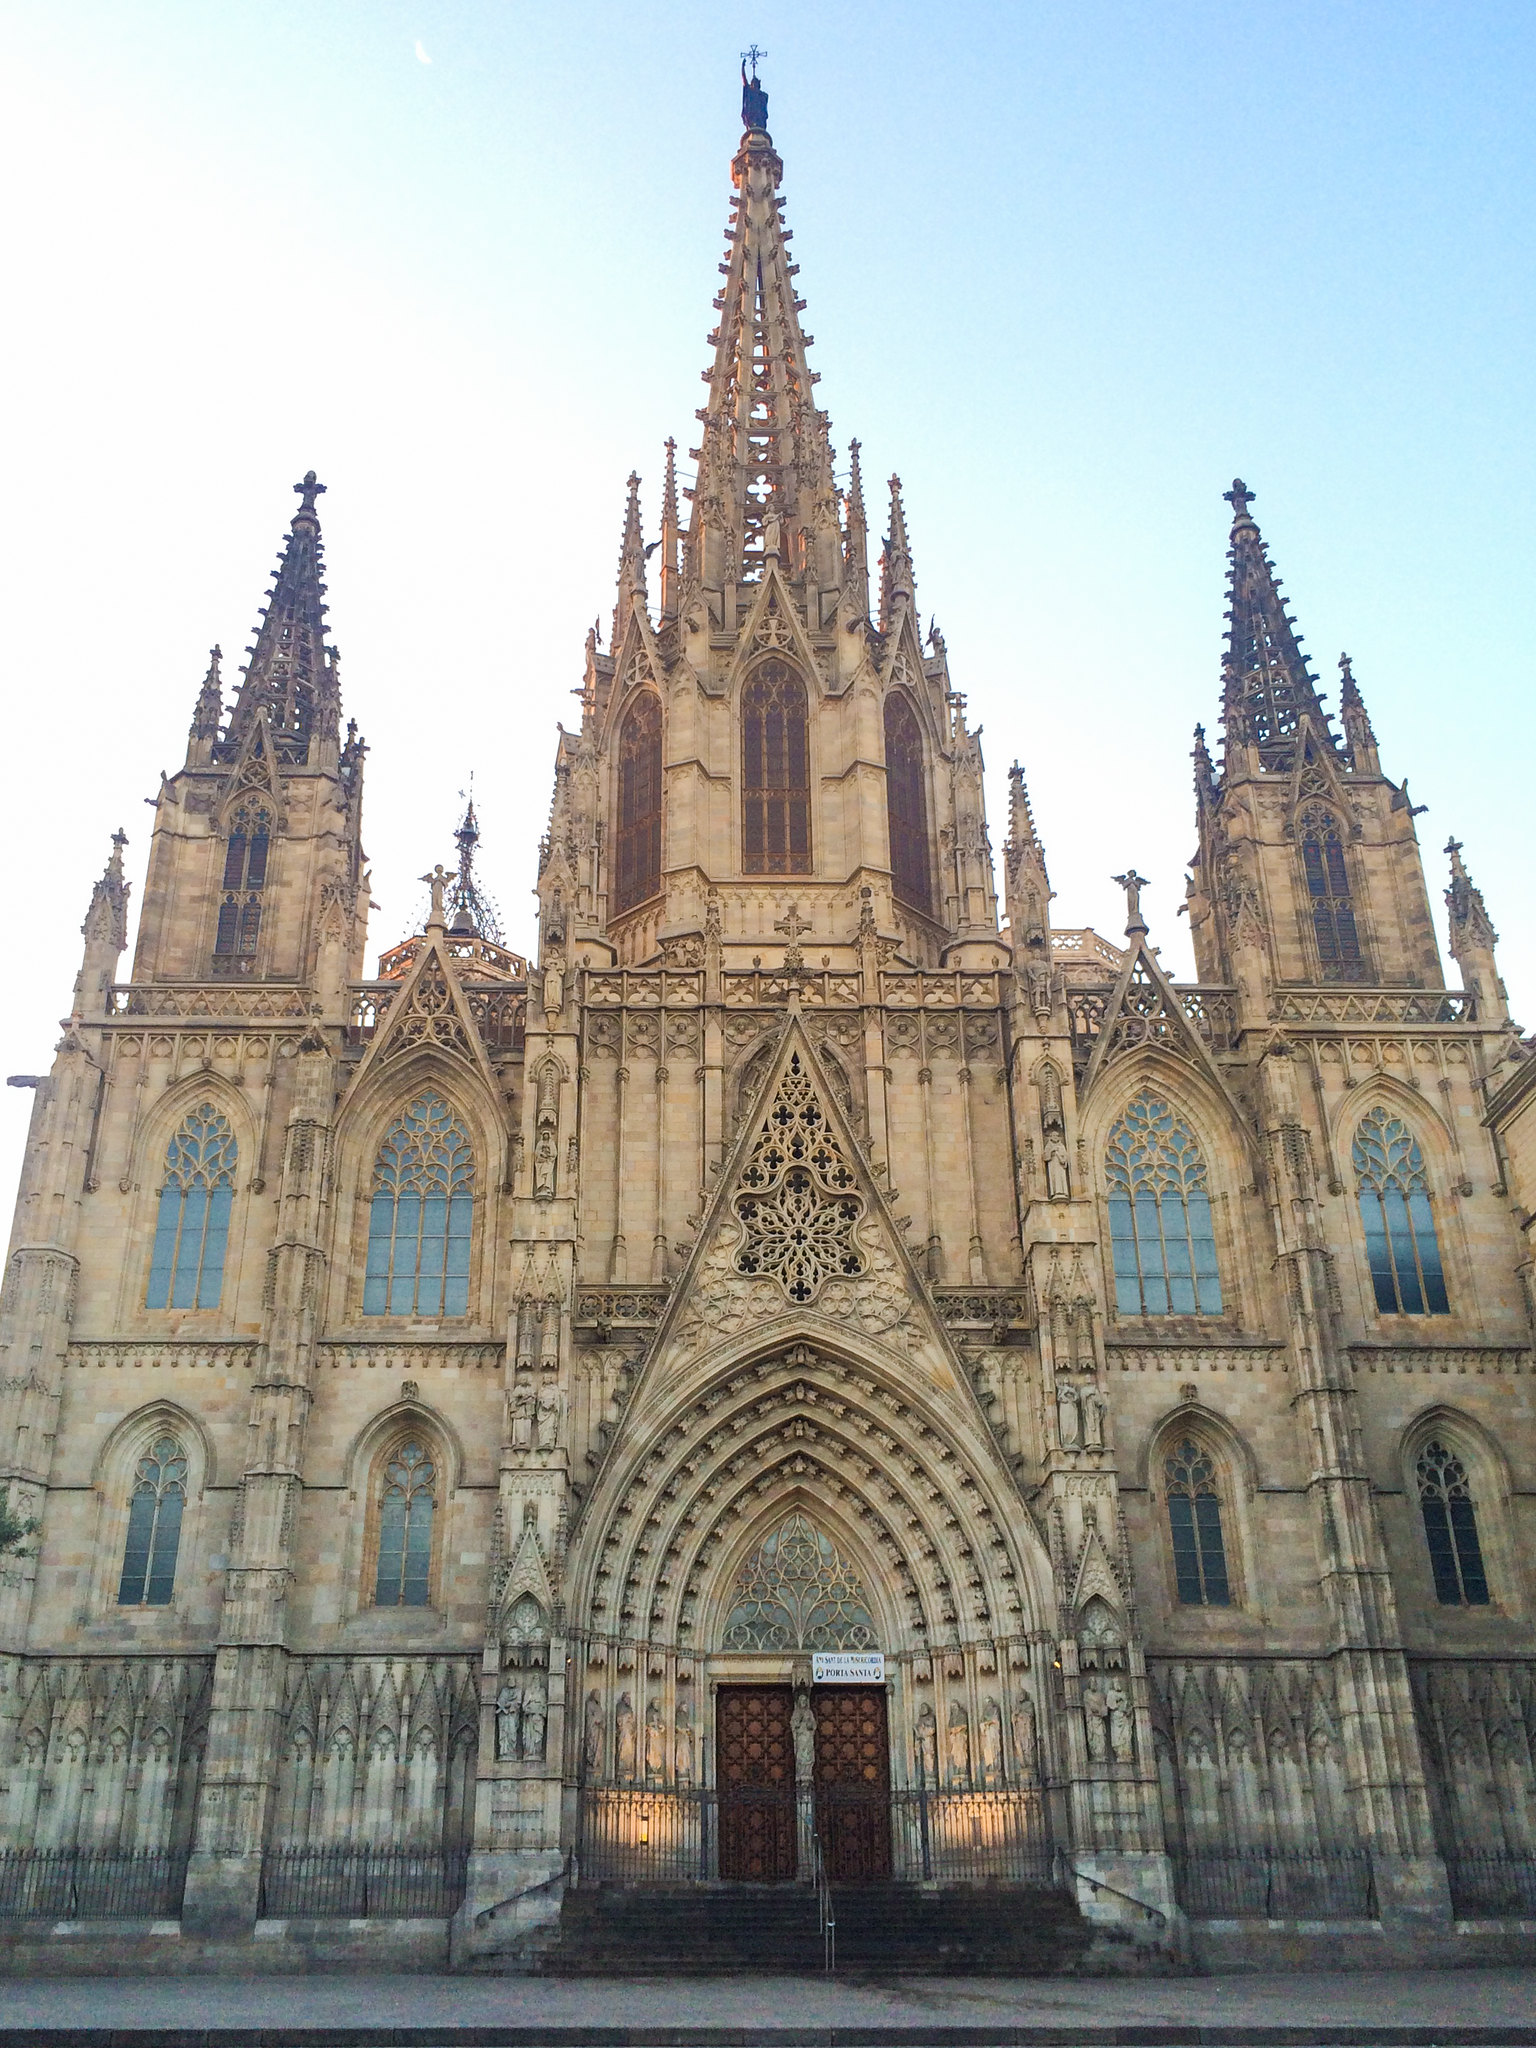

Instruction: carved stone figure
[947,1701,971,1785]
[510,1382,535,1451]
[583,1690,604,1775]
[674,1704,694,1782]
[533,1123,558,1200]
[791,1691,816,1784]
[1044,1131,1071,1200]
[615,1693,637,1780]
[495,1679,522,1761]
[520,1671,547,1762]
[1106,1681,1135,1764]
[1082,1386,1106,1451]
[1011,1691,1038,1781]
[1056,1379,1081,1452]
[536,1381,564,1452]
[1082,1678,1110,1763]
[980,1697,1003,1783]
[644,1698,667,1779]
[914,1703,938,1786]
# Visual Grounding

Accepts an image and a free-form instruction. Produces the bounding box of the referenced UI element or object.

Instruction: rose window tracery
[734,1051,863,1302]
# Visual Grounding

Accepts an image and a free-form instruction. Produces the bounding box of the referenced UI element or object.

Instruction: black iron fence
[577,1786,1054,1887]
[0,1848,189,1922]
[1173,1848,1376,1920]
[1445,1849,1536,1918]
[258,1845,468,1919]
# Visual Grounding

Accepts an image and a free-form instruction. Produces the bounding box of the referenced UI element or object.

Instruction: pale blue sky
[2,1,1531,1197]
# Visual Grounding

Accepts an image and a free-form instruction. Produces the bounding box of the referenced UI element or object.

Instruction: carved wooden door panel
[717,1685,797,1882]
[813,1685,892,1881]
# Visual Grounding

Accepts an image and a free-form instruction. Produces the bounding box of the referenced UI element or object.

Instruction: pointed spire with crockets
[225,471,339,766]
[1444,836,1507,1026]
[446,793,504,946]
[1220,479,1332,772]
[612,471,647,648]
[879,475,914,632]
[687,64,838,591]
[1004,761,1053,956]
[659,438,681,617]
[1337,651,1380,770]
[842,437,870,617]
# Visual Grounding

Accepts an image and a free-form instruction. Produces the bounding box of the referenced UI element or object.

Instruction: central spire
[224,470,340,766]
[687,66,840,593]
[1221,478,1333,772]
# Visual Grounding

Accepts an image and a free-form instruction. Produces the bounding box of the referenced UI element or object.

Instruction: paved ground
[1,1968,1535,2038]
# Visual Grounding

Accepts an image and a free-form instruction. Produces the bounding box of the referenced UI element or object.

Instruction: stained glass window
[374,1440,436,1606]
[1299,804,1364,982]
[723,1511,877,1650]
[1353,1107,1449,1315]
[884,690,931,914]
[118,1435,188,1606]
[1164,1438,1230,1605]
[215,805,270,970]
[363,1094,475,1317]
[613,692,662,914]
[1105,1092,1223,1316]
[1416,1441,1489,1605]
[742,660,811,874]
[146,1105,237,1310]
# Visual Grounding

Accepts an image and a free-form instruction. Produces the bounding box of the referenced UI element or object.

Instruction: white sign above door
[811,1652,885,1683]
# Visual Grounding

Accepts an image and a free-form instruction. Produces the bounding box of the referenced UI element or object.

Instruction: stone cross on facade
[1112,869,1149,938]
[1223,477,1255,519]
[774,903,811,973]
[293,469,326,512]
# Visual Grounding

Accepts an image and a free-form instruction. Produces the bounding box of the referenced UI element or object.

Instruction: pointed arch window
[1164,1438,1230,1605]
[884,690,932,914]
[1105,1092,1222,1316]
[613,691,662,913]
[363,1093,475,1317]
[1353,1107,1449,1315]
[214,804,270,974]
[146,1105,237,1310]
[742,660,811,874]
[1298,804,1364,982]
[374,1439,436,1607]
[1415,1440,1489,1605]
[117,1435,188,1606]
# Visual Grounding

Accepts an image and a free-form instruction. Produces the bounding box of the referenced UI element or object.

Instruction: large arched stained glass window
[884,690,932,914]
[742,660,811,874]
[1353,1107,1449,1316]
[613,692,662,914]
[374,1439,436,1606]
[1105,1092,1223,1316]
[1416,1440,1489,1605]
[364,1094,474,1317]
[118,1435,188,1606]
[146,1105,237,1310]
[1164,1438,1231,1606]
[1299,804,1364,982]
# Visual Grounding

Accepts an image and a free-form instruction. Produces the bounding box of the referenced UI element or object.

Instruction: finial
[740,48,769,131]
[1223,477,1255,522]
[293,470,327,514]
[421,864,451,928]
[1113,869,1150,938]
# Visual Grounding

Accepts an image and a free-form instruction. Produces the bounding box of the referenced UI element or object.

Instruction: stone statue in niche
[533,1123,558,1200]
[583,1690,604,1775]
[947,1701,971,1786]
[914,1703,938,1786]
[1011,1691,1038,1781]
[1043,1131,1071,1200]
[674,1704,694,1782]
[521,1671,548,1761]
[510,1382,535,1452]
[644,1699,667,1779]
[1055,1378,1081,1451]
[1107,1680,1135,1763]
[533,1061,560,1198]
[979,1698,1003,1784]
[791,1691,816,1784]
[615,1693,637,1780]
[1082,1677,1110,1763]
[495,1677,522,1761]
[1081,1386,1106,1450]
[536,1381,565,1451]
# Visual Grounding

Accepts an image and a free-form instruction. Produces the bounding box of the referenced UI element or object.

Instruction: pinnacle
[1219,477,1333,773]
[224,472,339,765]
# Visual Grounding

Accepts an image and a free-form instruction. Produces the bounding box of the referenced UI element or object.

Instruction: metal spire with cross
[740,47,769,130]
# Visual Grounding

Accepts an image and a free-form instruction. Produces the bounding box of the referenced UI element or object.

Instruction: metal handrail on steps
[810,1826,835,1973]
[1058,1851,1168,1929]
[473,1852,572,1931]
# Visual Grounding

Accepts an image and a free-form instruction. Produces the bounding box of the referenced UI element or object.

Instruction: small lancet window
[1416,1440,1489,1605]
[374,1439,436,1607]
[1353,1107,1449,1316]
[1164,1437,1231,1605]
[117,1435,188,1606]
[215,805,270,971]
[884,690,932,915]
[146,1105,237,1310]
[613,692,662,914]
[1298,804,1364,982]
[1105,1092,1223,1316]
[742,660,811,875]
[363,1093,475,1317]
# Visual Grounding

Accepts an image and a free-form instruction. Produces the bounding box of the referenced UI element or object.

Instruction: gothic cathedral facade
[3,86,1534,1962]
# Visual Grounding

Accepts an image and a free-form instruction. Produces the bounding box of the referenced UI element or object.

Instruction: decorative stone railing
[1066,985,1239,1055]
[574,1288,672,1329]
[1107,1343,1287,1374]
[1273,988,1475,1026]
[106,984,314,1020]
[933,1289,1034,1331]
[347,982,525,1054]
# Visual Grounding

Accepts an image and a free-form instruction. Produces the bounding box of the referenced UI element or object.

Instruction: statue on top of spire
[741,49,769,131]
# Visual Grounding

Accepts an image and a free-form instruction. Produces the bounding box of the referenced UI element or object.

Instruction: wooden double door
[716,1684,892,1883]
